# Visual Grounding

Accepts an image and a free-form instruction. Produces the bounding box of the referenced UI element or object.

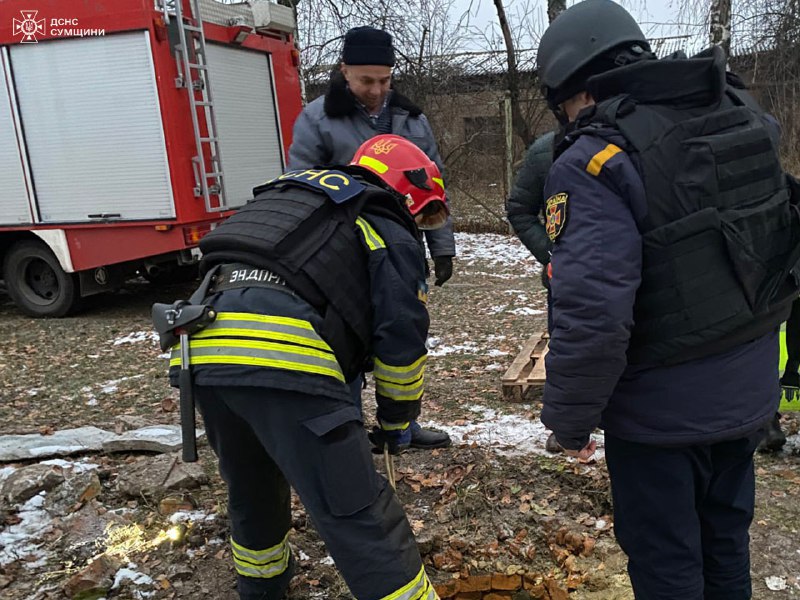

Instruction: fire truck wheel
[3,240,79,318]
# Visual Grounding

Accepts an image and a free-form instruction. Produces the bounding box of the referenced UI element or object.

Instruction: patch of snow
[765,576,787,591]
[0,492,52,568]
[299,551,311,561]
[453,233,540,268]
[207,537,224,546]
[485,363,505,371]
[113,332,159,346]
[487,305,508,314]
[423,405,605,460]
[508,307,545,316]
[429,342,480,357]
[26,388,40,397]
[486,349,509,357]
[169,510,216,524]
[159,352,171,359]
[319,556,335,566]
[40,458,99,473]
[784,433,800,454]
[86,397,99,406]
[595,519,607,530]
[98,375,144,395]
[113,565,155,598]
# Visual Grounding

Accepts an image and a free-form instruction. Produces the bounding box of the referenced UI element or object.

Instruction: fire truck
[0,0,302,316]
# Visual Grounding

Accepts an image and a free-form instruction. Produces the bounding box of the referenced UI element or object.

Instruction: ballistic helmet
[537,0,649,107]
[351,135,449,230]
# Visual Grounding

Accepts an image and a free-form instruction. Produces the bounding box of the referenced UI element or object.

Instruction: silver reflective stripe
[234,553,290,579]
[375,379,424,401]
[374,356,427,384]
[231,536,287,563]
[193,313,333,353]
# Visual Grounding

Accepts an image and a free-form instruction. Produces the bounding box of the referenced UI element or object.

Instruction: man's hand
[433,256,454,286]
[368,425,411,455]
[563,439,597,463]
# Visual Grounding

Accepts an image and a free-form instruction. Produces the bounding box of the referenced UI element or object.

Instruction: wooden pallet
[501,331,549,402]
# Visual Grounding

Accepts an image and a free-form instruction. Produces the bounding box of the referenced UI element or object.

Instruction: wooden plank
[527,341,549,383]
[501,332,544,385]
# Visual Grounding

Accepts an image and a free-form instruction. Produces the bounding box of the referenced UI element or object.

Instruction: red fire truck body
[0,0,302,315]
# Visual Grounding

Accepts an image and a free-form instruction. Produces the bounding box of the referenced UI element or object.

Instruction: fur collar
[323,71,423,118]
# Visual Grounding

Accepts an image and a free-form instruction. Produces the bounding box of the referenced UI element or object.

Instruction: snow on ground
[453,233,540,270]
[427,335,510,358]
[168,510,217,525]
[112,332,159,346]
[112,564,156,598]
[81,375,145,400]
[785,433,800,454]
[0,492,52,568]
[424,405,606,461]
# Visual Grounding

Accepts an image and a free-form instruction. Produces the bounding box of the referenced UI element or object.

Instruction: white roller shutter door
[0,48,33,225]
[11,32,174,222]
[205,44,283,208]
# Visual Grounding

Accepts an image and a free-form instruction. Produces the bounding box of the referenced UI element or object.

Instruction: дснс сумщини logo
[13,10,46,43]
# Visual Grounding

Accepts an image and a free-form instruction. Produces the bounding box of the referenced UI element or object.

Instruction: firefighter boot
[758,413,786,453]
[409,420,451,449]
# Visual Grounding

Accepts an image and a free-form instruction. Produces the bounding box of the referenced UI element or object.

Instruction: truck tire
[3,240,79,317]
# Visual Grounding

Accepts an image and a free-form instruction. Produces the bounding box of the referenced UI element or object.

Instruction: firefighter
[166,135,445,600]
[537,0,799,597]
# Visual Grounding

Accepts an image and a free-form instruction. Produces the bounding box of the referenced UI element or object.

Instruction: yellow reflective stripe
[231,533,288,563]
[432,176,444,190]
[358,155,389,173]
[233,545,291,579]
[193,327,331,352]
[374,355,427,384]
[378,565,439,600]
[586,143,623,176]
[380,420,410,431]
[169,339,344,381]
[355,216,386,250]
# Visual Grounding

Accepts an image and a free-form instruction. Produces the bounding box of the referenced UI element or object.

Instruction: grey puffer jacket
[288,73,456,258]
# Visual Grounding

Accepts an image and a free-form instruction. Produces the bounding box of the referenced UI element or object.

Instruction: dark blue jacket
[541,131,779,450]
[171,214,430,427]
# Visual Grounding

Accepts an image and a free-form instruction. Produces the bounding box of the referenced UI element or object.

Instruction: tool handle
[179,369,198,462]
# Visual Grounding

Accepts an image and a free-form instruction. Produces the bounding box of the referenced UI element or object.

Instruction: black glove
[540,264,550,291]
[433,256,453,287]
[368,425,411,455]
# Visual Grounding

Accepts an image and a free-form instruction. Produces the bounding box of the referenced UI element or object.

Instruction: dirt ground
[1,232,799,599]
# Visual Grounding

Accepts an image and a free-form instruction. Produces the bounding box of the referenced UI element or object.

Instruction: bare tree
[709,0,732,57]
[547,0,566,22]
[492,0,532,145]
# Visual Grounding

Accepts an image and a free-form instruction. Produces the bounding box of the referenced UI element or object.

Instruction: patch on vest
[417,280,429,304]
[256,169,365,204]
[546,193,568,241]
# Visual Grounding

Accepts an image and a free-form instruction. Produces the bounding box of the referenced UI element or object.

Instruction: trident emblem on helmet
[370,139,398,155]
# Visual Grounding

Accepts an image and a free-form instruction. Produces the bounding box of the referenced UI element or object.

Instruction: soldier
[163,135,444,600]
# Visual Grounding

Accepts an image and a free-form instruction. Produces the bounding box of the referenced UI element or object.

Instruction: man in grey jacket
[289,26,456,287]
[288,26,453,449]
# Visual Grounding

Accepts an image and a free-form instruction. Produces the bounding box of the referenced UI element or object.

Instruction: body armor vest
[198,167,419,380]
[569,47,800,365]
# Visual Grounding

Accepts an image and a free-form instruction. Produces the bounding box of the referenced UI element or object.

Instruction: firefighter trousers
[195,384,437,600]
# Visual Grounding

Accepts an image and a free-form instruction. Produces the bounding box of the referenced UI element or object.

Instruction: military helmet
[351,135,449,230]
[537,0,649,106]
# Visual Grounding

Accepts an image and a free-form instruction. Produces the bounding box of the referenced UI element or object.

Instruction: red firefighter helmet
[351,134,449,230]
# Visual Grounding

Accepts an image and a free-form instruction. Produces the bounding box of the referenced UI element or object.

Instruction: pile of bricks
[433,573,570,599]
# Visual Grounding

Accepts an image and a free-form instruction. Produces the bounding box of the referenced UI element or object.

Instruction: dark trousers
[605,432,763,600]
[196,385,425,600]
[785,298,800,373]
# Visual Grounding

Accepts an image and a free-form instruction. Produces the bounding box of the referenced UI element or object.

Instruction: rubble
[63,554,121,600]
[1,464,65,504]
[116,454,208,498]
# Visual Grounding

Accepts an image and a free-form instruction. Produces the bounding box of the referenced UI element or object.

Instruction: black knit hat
[342,26,395,66]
